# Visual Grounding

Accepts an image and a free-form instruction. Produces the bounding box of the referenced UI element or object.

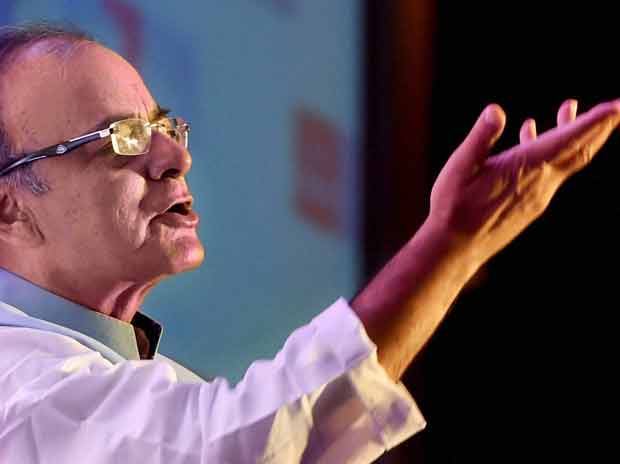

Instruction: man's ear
[0,188,44,247]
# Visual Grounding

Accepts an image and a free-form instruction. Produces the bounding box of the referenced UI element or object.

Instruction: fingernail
[568,99,578,116]
[484,105,501,128]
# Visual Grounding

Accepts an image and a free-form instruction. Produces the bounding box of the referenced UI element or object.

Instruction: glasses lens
[152,118,189,149]
[179,122,189,149]
[110,119,151,155]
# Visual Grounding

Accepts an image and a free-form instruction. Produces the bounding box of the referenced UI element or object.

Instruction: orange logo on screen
[294,108,345,235]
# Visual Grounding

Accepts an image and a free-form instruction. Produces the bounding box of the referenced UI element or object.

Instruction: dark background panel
[368,2,619,462]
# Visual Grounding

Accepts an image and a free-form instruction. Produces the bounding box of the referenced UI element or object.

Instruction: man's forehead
[2,41,158,147]
[65,45,157,123]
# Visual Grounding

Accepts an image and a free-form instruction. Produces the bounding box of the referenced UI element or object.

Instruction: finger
[516,99,620,172]
[519,118,537,143]
[556,99,578,126]
[446,104,506,181]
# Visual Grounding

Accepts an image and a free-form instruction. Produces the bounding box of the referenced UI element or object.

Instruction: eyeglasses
[0,117,190,177]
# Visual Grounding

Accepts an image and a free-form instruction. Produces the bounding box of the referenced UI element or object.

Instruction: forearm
[351,217,480,381]
[352,100,620,383]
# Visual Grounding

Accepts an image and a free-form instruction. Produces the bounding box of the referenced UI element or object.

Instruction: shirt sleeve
[0,298,425,463]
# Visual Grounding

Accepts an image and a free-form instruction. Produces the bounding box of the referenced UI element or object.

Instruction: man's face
[0,42,205,283]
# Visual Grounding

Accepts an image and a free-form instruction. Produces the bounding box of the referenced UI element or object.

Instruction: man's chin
[141,236,205,278]
[136,232,205,278]
[166,237,205,275]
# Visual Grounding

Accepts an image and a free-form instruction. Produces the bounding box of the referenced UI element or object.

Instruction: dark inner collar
[132,311,162,359]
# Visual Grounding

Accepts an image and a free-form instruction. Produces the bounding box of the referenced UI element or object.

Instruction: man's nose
[145,132,192,180]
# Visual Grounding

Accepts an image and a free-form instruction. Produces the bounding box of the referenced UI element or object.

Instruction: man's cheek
[62,205,83,226]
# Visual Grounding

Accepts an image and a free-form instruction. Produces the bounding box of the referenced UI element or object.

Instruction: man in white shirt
[0,23,618,463]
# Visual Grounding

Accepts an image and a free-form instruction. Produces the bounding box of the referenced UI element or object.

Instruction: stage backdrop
[2,0,363,382]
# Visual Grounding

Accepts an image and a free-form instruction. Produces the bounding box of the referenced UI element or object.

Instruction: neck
[0,257,162,322]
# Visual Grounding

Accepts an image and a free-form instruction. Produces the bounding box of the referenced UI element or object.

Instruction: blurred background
[2,1,617,462]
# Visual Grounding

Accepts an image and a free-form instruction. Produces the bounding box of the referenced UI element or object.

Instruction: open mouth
[165,201,192,216]
[152,198,199,228]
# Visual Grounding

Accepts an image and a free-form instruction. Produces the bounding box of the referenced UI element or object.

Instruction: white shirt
[0,269,425,463]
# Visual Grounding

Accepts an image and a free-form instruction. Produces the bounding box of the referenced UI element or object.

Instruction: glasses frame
[0,117,190,177]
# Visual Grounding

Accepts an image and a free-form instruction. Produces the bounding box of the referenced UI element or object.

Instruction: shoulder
[0,327,112,400]
[0,326,95,360]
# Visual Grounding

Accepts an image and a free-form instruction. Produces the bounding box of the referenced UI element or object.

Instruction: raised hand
[353,98,620,381]
[428,99,620,265]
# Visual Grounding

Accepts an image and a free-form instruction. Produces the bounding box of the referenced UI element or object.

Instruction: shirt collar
[0,267,162,360]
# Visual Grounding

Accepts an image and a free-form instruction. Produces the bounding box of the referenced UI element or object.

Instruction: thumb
[447,104,506,180]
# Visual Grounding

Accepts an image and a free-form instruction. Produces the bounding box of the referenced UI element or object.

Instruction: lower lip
[153,210,200,228]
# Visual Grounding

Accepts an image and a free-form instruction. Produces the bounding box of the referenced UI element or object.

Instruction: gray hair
[0,22,95,195]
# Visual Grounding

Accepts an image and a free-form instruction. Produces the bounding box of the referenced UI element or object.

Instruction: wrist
[412,215,483,286]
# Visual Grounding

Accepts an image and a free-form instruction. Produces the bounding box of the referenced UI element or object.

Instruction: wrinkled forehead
[0,41,157,151]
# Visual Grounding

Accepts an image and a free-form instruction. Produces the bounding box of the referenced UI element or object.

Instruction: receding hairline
[0,22,96,73]
[9,36,93,65]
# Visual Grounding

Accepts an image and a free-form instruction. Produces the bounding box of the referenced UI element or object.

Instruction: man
[0,23,617,463]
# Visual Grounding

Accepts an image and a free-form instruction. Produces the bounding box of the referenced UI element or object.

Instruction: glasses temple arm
[63,129,110,152]
[0,129,110,177]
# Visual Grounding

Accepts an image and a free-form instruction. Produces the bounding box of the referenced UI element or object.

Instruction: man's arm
[352,99,620,381]
[352,216,475,382]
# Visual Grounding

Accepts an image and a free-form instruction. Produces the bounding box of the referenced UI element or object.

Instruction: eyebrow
[88,105,171,133]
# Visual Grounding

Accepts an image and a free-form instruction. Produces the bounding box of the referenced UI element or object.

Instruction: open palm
[429,99,620,264]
